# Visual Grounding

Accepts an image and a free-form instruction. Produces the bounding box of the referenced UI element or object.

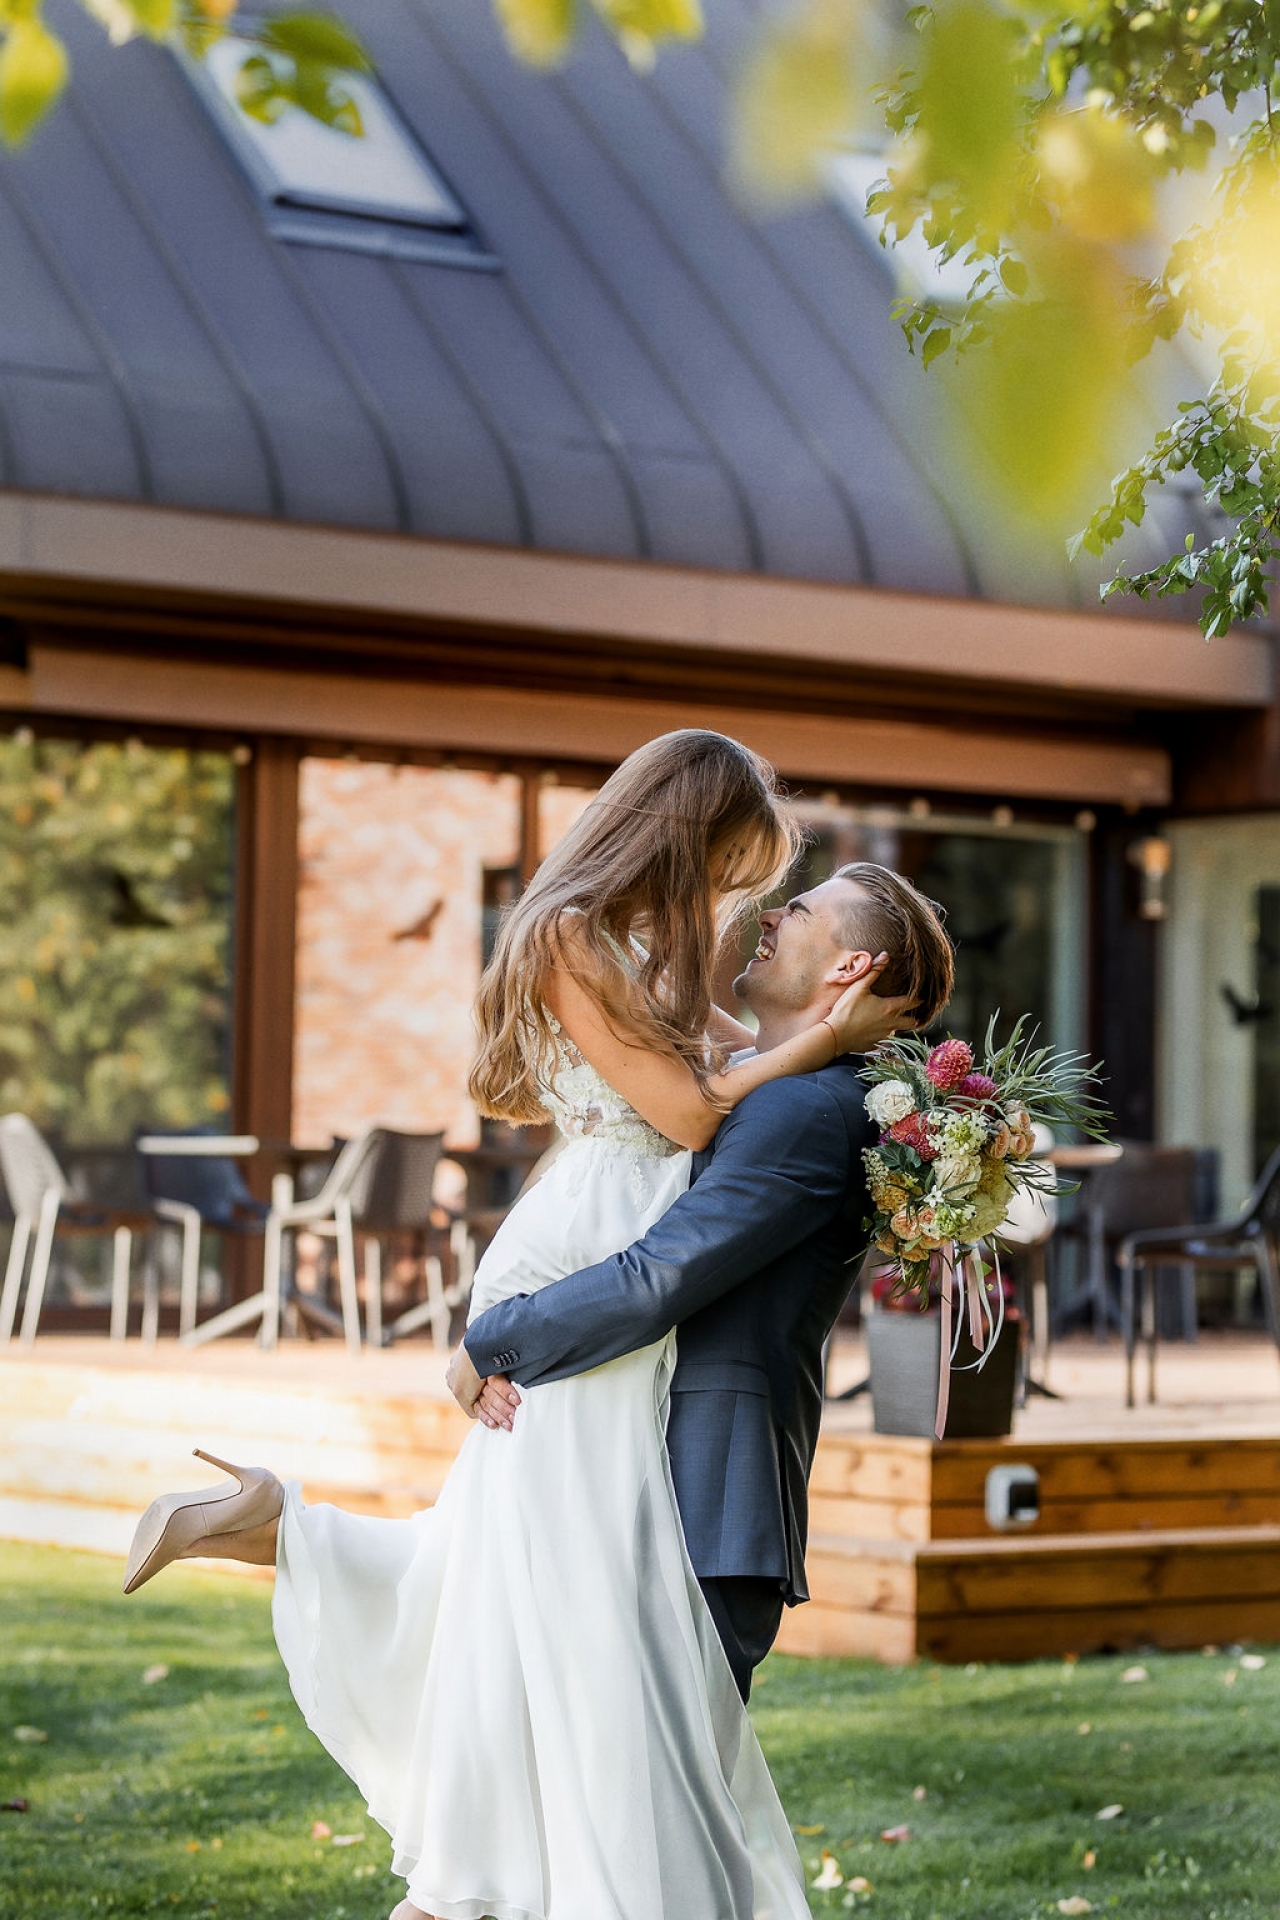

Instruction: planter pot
[867,1308,1021,1440]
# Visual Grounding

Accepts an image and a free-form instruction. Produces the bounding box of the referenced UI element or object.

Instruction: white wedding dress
[272,1020,810,1920]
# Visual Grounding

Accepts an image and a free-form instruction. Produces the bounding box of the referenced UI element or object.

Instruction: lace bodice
[539,1014,683,1203]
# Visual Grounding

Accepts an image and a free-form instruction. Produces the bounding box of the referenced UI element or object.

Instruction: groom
[449,862,954,1699]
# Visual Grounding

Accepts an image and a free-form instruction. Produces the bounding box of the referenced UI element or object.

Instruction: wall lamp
[1129,835,1172,921]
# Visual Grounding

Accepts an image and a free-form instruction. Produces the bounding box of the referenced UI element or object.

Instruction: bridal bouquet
[862,1018,1109,1434]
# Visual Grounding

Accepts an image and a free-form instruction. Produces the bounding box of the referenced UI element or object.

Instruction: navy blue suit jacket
[464,1059,874,1605]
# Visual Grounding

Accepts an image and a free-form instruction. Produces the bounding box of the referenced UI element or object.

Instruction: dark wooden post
[232,737,301,1203]
[1090,813,1160,1142]
[518,766,541,885]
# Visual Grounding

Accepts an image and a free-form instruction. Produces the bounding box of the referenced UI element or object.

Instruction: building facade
[0,0,1275,1240]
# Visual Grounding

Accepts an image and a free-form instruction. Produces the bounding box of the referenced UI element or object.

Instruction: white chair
[0,1114,155,1345]
[181,1130,379,1355]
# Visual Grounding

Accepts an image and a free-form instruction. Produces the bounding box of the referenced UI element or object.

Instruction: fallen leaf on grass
[1120,1666,1149,1684]
[1082,1849,1096,1870]
[880,1825,911,1843]
[1057,1901,1093,1916]
[12,1726,47,1743]
[912,1785,927,1801]
[310,1820,332,1839]
[1241,1653,1267,1671]
[812,1851,843,1890]
[1076,1723,1092,1735]
[331,1833,364,1847]
[142,1664,169,1685]
[1224,1669,1239,1689]
[794,1823,825,1836]
[1096,1805,1123,1821]
[185,1841,201,1853]
[2,1798,28,1812]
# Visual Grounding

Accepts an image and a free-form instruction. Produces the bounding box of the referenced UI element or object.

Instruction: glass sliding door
[772,801,1087,1053]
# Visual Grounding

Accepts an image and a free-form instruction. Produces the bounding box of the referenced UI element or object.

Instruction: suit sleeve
[464,1076,860,1389]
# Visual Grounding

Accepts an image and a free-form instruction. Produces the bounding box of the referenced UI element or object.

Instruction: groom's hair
[832,863,954,1028]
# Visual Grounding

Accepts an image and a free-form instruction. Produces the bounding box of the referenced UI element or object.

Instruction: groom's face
[733,877,869,1014]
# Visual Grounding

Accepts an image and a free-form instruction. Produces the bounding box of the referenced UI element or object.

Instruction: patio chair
[0,1115,155,1345]
[346,1129,462,1349]
[376,1135,564,1350]
[1058,1143,1201,1341]
[1118,1144,1280,1407]
[182,1129,380,1354]
[136,1132,270,1340]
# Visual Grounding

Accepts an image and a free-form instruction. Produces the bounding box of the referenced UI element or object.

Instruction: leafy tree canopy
[0,736,234,1144]
[3,0,1275,637]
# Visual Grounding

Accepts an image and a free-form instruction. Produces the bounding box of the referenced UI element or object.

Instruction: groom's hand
[446,1343,486,1418]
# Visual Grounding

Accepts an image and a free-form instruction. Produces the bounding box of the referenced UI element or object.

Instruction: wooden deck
[4,1331,1279,1662]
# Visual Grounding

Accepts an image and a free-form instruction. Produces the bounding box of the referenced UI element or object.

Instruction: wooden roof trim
[20,644,1171,806]
[0,491,1267,713]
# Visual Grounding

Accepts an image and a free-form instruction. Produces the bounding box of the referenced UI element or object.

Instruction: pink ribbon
[934,1260,955,1440]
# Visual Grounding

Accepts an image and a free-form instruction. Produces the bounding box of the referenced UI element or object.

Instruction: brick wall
[292,760,522,1148]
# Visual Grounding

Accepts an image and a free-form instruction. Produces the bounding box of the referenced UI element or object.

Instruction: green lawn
[1,1540,1278,1919]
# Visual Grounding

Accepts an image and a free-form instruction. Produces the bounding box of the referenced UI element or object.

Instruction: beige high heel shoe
[122,1449,283,1595]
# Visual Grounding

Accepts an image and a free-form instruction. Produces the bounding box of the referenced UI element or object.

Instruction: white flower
[866,1079,917,1127]
[935,1152,981,1196]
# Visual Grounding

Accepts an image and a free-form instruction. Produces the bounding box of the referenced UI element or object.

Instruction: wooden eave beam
[0,491,1271,715]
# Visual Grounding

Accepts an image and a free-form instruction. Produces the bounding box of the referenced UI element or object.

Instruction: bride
[123,729,901,1920]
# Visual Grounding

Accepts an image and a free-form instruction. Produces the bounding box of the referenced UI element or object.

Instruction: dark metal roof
[0,0,1205,609]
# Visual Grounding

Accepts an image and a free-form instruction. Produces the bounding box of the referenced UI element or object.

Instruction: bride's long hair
[469,731,800,1124]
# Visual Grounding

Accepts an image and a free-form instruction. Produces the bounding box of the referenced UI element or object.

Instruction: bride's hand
[825,955,918,1056]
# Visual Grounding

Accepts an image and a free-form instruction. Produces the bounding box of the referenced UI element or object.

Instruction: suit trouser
[698,1575,787,1702]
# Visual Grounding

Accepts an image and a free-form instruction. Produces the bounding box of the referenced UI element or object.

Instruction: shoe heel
[192,1448,244,1484]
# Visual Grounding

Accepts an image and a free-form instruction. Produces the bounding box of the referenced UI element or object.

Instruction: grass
[1,1542,1279,1919]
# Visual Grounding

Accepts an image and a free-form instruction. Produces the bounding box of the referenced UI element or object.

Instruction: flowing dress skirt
[272,1133,810,1920]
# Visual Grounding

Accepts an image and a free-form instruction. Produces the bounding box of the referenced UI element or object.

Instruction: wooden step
[809,1427,1280,1543]
[782,1524,1280,1662]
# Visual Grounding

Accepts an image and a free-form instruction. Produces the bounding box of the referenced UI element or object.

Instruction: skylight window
[184,33,496,269]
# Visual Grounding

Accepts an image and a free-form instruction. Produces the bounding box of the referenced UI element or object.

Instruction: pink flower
[889,1113,939,1161]
[926,1039,974,1091]
[958,1072,998,1103]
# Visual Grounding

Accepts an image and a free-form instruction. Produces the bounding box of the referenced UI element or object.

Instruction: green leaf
[260,13,370,72]
[493,0,577,66]
[730,4,860,206]
[234,52,286,125]
[998,255,1029,296]
[129,0,177,38]
[591,0,702,48]
[0,19,68,147]
[921,325,952,366]
[915,0,1020,228]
